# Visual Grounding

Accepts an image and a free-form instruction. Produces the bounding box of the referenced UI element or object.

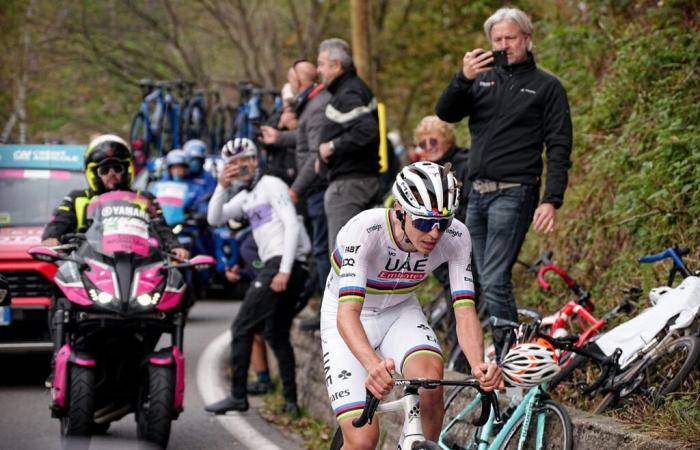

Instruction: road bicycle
[129,80,182,163]
[330,378,499,450]
[178,81,208,143]
[548,246,700,413]
[441,318,579,450]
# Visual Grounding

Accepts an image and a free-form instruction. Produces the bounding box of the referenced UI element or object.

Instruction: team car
[0,144,86,353]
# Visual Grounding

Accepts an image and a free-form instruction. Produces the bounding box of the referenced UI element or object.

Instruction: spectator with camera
[204,138,311,416]
[435,7,573,357]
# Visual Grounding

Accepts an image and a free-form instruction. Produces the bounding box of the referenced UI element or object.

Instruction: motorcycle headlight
[131,263,166,307]
[136,292,162,306]
[88,288,115,305]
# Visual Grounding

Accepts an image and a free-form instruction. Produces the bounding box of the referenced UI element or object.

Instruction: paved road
[0,300,300,450]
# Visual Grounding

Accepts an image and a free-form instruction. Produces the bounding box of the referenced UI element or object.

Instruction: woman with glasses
[413,115,470,223]
[320,161,501,450]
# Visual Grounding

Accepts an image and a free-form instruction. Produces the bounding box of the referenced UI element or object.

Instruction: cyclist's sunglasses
[418,138,439,150]
[96,164,126,176]
[410,214,452,232]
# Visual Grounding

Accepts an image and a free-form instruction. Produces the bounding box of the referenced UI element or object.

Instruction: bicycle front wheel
[596,335,700,413]
[442,386,484,450]
[500,399,573,450]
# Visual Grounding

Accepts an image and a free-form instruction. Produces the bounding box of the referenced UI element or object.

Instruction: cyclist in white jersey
[321,161,502,449]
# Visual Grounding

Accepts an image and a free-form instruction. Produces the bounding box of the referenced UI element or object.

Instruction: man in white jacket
[204,138,311,416]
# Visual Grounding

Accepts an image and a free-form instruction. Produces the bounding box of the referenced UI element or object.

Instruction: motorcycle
[29,190,215,448]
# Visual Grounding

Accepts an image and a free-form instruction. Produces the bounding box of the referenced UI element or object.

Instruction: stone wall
[291,321,683,450]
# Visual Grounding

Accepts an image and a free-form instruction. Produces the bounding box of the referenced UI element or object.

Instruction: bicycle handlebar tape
[352,389,380,427]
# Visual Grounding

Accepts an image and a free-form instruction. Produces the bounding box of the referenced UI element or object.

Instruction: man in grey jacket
[261,60,332,308]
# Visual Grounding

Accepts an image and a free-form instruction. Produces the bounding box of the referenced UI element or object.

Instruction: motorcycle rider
[183,138,217,195]
[160,148,210,217]
[42,134,189,261]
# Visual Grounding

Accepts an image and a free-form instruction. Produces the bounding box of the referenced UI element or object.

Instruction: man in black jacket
[435,7,572,356]
[317,38,380,254]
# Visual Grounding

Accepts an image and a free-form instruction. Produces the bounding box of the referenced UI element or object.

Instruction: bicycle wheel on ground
[595,335,700,413]
[61,365,96,437]
[548,351,610,411]
[137,364,175,449]
[500,398,573,450]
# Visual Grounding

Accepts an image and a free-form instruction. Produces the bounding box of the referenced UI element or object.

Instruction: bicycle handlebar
[639,247,692,281]
[537,264,592,307]
[352,378,500,428]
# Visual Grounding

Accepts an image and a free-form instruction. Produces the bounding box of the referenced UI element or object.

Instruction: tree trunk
[350,0,374,90]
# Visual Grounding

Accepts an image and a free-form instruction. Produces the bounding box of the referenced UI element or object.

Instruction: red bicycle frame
[537,264,605,349]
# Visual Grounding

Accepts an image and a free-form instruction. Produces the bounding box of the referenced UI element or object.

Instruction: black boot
[205,396,249,414]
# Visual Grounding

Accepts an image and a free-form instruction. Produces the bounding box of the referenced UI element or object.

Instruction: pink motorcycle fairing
[148,346,185,410]
[52,344,97,408]
[84,258,119,298]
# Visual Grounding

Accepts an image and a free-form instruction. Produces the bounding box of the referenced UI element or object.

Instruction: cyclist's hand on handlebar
[471,362,503,392]
[366,359,396,400]
[260,125,280,145]
[462,48,494,80]
[270,272,290,293]
[532,203,556,234]
[42,238,60,247]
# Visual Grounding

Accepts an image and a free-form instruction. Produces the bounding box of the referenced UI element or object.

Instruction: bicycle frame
[439,384,551,450]
[349,379,496,450]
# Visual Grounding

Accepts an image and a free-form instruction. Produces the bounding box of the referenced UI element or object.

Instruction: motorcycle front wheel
[61,365,96,437]
[137,365,175,449]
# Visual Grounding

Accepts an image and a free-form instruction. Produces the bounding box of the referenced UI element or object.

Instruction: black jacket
[42,188,181,251]
[435,54,572,207]
[319,67,380,181]
[435,146,470,223]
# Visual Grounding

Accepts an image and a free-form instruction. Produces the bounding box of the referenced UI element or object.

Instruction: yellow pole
[378,102,387,173]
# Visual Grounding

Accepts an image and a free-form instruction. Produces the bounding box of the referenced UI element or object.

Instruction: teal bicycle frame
[439,383,551,450]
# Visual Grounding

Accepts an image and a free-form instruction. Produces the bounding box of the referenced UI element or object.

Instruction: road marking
[197,330,282,450]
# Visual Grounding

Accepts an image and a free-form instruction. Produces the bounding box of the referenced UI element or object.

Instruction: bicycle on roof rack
[129,80,182,164]
[178,80,208,143]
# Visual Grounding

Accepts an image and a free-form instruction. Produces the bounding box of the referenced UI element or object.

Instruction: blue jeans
[466,185,539,327]
[307,190,331,293]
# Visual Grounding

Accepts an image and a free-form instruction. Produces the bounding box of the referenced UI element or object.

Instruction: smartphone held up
[486,49,508,68]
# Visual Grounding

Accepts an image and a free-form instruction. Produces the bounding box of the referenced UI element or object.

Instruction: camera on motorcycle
[0,274,11,307]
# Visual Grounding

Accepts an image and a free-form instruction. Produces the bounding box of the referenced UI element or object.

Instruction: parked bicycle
[330,378,500,450]
[548,246,700,413]
[179,81,208,142]
[441,318,580,450]
[129,80,183,165]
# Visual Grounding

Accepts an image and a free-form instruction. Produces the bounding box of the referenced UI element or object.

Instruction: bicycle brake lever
[473,390,501,426]
[352,389,380,427]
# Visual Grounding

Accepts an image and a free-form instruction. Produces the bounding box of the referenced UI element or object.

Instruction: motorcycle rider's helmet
[183,139,207,174]
[84,134,135,193]
[221,138,257,163]
[392,161,459,219]
[501,342,560,387]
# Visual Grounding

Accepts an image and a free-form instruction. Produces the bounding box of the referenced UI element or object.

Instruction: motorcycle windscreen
[85,191,155,257]
[150,181,188,226]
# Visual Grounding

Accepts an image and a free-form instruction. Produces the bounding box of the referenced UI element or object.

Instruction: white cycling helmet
[221,138,257,163]
[501,342,560,387]
[165,149,188,168]
[392,161,459,218]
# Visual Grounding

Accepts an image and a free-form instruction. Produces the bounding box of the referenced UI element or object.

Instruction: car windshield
[0,169,86,227]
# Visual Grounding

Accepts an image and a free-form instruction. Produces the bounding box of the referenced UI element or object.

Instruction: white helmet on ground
[392,161,459,218]
[221,138,257,163]
[501,342,560,387]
